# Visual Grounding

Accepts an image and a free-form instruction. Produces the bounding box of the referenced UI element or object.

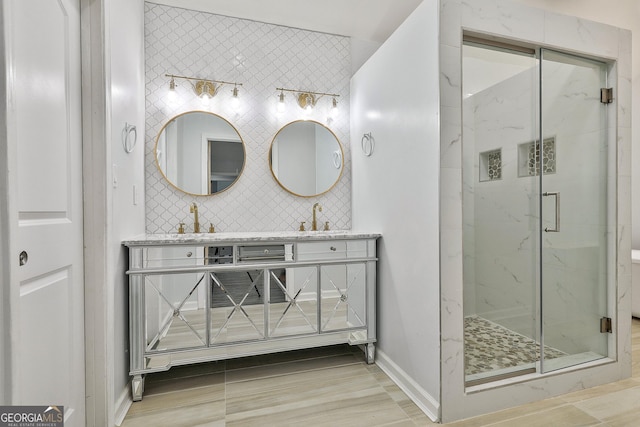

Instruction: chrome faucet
[189,202,200,233]
[312,202,322,231]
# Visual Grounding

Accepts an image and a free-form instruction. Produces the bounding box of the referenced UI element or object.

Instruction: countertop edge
[122,231,382,246]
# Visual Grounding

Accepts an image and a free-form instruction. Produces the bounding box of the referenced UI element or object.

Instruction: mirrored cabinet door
[209,269,266,344]
[268,266,319,338]
[144,271,207,352]
[320,263,366,332]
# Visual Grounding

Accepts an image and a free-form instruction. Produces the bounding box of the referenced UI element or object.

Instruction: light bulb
[277,92,285,113]
[195,80,216,106]
[231,86,240,109]
[167,77,177,103]
[304,103,313,115]
[303,94,314,114]
[330,97,338,117]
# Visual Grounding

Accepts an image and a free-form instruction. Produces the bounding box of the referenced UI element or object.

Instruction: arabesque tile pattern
[145,3,352,234]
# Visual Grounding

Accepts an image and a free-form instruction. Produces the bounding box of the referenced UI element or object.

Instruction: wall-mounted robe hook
[122,122,138,153]
[361,132,374,157]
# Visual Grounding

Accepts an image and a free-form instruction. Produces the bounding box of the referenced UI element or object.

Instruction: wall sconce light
[275,87,340,115]
[231,84,240,109]
[167,76,178,103]
[195,80,216,105]
[165,73,243,107]
[330,97,338,117]
[277,90,286,113]
[297,92,316,113]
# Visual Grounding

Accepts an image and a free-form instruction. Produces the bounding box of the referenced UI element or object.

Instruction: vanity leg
[365,343,375,364]
[132,375,145,402]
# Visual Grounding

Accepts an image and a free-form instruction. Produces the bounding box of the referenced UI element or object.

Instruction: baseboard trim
[375,349,440,422]
[114,382,132,426]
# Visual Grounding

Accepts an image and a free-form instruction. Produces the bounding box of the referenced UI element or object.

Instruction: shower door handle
[543,191,560,232]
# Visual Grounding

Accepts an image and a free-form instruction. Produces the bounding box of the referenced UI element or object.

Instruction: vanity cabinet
[124,232,379,401]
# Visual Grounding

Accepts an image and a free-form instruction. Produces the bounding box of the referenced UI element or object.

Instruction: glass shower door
[462,41,540,384]
[540,49,611,372]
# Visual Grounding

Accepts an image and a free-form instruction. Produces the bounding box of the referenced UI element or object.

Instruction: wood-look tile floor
[122,318,640,426]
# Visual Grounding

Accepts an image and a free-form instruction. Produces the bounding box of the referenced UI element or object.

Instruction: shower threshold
[466,351,609,388]
[466,364,536,387]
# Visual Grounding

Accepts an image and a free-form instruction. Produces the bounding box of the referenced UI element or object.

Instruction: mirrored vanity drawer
[296,241,347,261]
[207,245,233,264]
[237,244,289,263]
[143,246,205,268]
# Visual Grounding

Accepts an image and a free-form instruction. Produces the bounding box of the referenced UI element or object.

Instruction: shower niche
[479,149,502,182]
[462,38,615,386]
[517,137,556,177]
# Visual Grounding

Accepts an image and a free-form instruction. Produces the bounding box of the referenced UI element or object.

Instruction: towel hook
[122,122,137,153]
[361,132,374,156]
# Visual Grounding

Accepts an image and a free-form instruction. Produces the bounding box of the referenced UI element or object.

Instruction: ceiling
[147,0,424,43]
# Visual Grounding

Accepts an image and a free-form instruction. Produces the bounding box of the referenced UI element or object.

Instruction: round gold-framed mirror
[155,111,246,196]
[269,120,344,197]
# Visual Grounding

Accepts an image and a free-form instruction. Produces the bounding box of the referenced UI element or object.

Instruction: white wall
[108,0,146,422]
[351,38,382,75]
[351,0,441,420]
[510,0,640,248]
[81,0,145,425]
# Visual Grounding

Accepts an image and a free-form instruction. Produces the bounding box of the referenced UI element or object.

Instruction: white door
[3,0,85,425]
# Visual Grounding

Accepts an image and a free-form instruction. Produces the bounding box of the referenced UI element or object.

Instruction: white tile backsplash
[144,3,352,234]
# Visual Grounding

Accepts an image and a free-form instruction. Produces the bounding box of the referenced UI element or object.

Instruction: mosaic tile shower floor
[465,315,566,376]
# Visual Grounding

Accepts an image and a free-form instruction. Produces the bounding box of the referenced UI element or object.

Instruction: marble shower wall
[464,60,611,354]
[463,67,538,337]
[144,3,351,233]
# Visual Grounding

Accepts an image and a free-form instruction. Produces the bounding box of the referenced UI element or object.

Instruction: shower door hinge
[600,317,612,333]
[600,88,613,104]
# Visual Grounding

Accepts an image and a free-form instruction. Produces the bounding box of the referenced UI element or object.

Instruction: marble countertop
[122,230,381,246]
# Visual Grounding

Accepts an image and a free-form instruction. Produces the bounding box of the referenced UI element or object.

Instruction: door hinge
[600,317,612,333]
[600,88,613,104]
